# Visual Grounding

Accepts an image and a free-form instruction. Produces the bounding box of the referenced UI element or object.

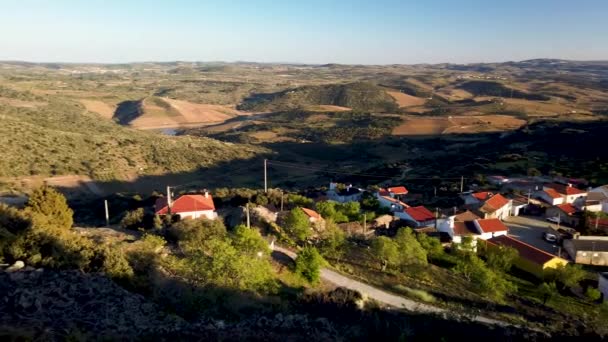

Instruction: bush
[586,287,602,302]
[284,208,311,243]
[120,208,145,230]
[25,186,73,229]
[295,246,325,284]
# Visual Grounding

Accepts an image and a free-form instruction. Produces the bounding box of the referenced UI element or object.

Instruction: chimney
[567,183,572,188]
[347,184,352,191]
[204,189,209,198]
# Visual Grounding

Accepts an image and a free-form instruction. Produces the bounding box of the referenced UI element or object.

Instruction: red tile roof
[378,189,390,196]
[472,192,494,201]
[546,183,587,196]
[543,188,562,199]
[482,194,510,212]
[486,235,562,266]
[453,221,479,236]
[476,218,508,233]
[387,186,408,195]
[155,194,215,215]
[301,207,322,220]
[404,206,435,222]
[380,196,409,208]
[556,203,578,215]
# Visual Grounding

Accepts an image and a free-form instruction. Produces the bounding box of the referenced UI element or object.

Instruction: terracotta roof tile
[472,192,494,201]
[476,218,508,233]
[453,221,479,236]
[453,210,480,222]
[556,203,578,215]
[546,183,586,196]
[387,186,408,195]
[155,194,215,215]
[301,207,322,220]
[543,188,562,199]
[404,206,435,222]
[487,235,562,266]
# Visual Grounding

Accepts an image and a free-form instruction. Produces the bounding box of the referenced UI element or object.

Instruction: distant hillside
[238,82,399,113]
[0,88,263,180]
[457,81,550,101]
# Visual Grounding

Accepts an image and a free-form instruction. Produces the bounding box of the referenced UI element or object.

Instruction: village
[153,173,608,303]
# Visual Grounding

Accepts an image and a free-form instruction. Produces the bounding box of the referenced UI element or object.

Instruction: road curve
[272,245,511,327]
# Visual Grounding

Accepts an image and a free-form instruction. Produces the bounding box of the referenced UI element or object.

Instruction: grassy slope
[238,82,399,113]
[0,88,264,180]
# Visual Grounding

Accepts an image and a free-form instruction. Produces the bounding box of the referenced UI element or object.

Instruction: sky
[0,0,606,64]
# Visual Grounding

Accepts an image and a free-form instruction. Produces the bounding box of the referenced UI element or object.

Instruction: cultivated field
[80,99,116,119]
[386,90,427,107]
[392,115,526,135]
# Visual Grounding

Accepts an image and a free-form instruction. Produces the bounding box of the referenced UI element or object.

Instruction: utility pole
[363,213,367,236]
[435,208,439,230]
[280,191,284,212]
[264,159,268,193]
[246,202,251,228]
[527,189,532,204]
[460,176,464,193]
[166,186,173,215]
[104,200,110,227]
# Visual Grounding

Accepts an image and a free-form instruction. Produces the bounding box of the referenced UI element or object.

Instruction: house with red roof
[477,193,512,220]
[541,183,587,205]
[438,216,507,251]
[473,218,509,240]
[395,206,435,227]
[376,194,409,212]
[484,235,568,277]
[546,203,582,227]
[155,193,217,220]
[461,191,494,206]
[301,207,323,223]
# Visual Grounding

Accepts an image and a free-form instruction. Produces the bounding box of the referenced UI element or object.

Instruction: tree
[284,208,311,243]
[538,282,558,305]
[486,245,519,273]
[287,194,313,209]
[371,236,400,271]
[394,228,428,266]
[586,287,602,302]
[316,201,337,221]
[546,264,586,290]
[295,246,325,284]
[120,208,145,230]
[319,219,346,260]
[26,185,73,229]
[416,233,444,260]
[168,217,227,249]
[232,225,270,257]
[152,214,163,230]
[455,254,515,300]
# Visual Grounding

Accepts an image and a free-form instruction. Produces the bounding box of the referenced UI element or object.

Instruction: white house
[600,273,608,303]
[474,218,509,240]
[327,183,363,203]
[460,191,494,206]
[542,183,587,205]
[487,175,509,186]
[155,193,217,220]
[395,206,435,227]
[376,194,408,212]
[537,188,564,206]
[589,185,608,213]
[477,194,512,220]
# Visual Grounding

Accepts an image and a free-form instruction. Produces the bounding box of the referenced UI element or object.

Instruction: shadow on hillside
[113,99,143,125]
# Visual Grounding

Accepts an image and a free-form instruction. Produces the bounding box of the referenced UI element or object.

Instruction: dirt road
[271,245,511,327]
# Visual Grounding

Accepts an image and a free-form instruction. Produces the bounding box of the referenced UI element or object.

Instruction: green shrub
[295,246,325,284]
[120,208,145,230]
[25,186,73,229]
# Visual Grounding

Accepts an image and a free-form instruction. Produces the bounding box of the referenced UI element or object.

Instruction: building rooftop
[487,235,562,266]
[568,239,608,252]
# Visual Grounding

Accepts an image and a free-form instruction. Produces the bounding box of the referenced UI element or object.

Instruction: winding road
[271,245,515,327]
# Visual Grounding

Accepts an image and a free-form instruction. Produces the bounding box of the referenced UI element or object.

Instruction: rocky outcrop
[0,269,186,340]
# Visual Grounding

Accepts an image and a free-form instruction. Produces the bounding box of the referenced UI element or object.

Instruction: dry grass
[130,97,249,129]
[392,115,526,136]
[0,97,46,108]
[80,99,116,119]
[386,91,426,107]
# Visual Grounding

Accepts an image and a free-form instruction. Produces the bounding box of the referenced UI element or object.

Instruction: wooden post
[264,159,268,193]
[166,186,172,215]
[280,191,284,212]
[460,176,464,193]
[246,203,251,228]
[363,213,367,236]
[104,200,109,227]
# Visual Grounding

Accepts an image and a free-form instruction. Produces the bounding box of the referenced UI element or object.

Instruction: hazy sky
[1,0,606,64]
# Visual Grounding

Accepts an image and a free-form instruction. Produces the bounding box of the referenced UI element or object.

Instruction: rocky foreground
[0,268,341,341]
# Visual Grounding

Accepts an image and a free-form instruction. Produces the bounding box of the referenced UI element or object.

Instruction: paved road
[504,216,563,256]
[271,245,510,327]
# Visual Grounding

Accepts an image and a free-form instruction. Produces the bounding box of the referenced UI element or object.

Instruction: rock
[6,261,25,272]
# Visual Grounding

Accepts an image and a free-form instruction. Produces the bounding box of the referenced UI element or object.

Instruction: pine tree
[26,185,73,229]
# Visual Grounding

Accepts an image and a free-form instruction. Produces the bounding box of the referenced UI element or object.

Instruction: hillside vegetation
[238,82,399,113]
[0,88,263,180]
[458,80,550,101]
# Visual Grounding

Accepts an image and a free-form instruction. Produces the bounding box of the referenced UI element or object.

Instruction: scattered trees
[486,245,518,273]
[371,236,400,271]
[546,264,586,290]
[318,219,346,260]
[295,246,325,284]
[284,208,311,242]
[416,232,444,260]
[371,228,428,271]
[454,253,515,300]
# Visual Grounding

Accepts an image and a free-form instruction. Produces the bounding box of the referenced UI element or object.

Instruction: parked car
[546,217,560,224]
[542,232,558,243]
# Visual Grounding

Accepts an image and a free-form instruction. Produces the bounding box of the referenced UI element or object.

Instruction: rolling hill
[238,82,399,112]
